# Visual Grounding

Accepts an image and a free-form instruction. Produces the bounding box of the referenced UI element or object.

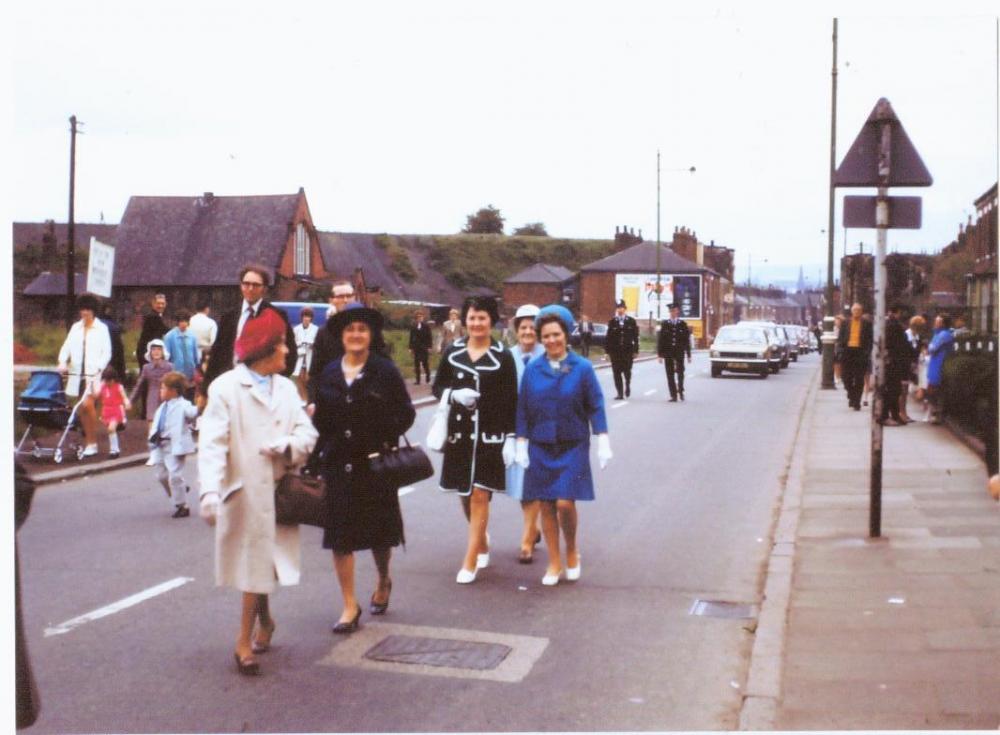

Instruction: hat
[235,308,287,363]
[615,299,627,309]
[536,304,576,336]
[668,302,680,310]
[328,302,385,340]
[145,338,170,362]
[513,304,540,327]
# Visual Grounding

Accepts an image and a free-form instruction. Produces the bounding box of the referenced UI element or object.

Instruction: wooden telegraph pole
[66,115,80,329]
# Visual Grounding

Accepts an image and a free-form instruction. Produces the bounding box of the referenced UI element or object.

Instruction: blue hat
[535,304,576,336]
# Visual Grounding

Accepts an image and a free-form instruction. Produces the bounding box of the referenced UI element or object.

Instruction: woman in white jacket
[198,309,318,676]
[56,294,112,456]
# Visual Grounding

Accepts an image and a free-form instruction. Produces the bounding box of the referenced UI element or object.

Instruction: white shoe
[541,569,563,586]
[456,567,477,584]
[566,559,581,582]
[476,552,490,569]
[81,444,99,457]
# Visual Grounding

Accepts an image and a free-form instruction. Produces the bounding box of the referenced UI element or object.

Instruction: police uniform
[657,309,692,400]
[605,302,640,399]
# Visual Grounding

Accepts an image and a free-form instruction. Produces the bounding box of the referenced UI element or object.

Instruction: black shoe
[332,605,362,634]
[614,394,624,400]
[679,391,685,401]
[669,396,678,402]
[625,387,631,397]
[109,451,120,459]
[233,652,260,676]
[172,505,190,518]
[370,580,392,616]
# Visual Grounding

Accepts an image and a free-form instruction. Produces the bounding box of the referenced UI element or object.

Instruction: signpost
[833,97,932,537]
[87,237,115,298]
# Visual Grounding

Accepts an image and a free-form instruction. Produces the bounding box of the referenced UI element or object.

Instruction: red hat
[235,308,286,363]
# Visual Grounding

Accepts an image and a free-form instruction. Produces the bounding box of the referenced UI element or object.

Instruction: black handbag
[274,467,329,527]
[368,435,434,489]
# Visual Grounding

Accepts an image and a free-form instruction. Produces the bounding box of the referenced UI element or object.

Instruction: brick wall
[502,283,562,314]
[579,272,617,323]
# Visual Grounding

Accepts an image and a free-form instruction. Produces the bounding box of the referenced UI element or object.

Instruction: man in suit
[136,293,169,371]
[837,302,873,411]
[203,264,297,391]
[408,308,433,384]
[605,299,640,400]
[880,303,912,426]
[306,279,357,415]
[657,302,692,401]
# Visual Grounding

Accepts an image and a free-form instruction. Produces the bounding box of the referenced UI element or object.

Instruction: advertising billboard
[614,273,702,321]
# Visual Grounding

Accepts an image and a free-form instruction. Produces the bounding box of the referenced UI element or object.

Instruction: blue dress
[517,351,607,502]
[505,343,545,501]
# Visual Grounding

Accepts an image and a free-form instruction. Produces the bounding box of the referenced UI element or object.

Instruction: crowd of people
[831,301,957,424]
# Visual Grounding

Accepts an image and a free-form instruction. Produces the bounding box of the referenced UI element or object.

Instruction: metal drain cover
[363,635,512,670]
[689,599,757,619]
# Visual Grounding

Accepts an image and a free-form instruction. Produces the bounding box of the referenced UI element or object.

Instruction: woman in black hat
[432,295,518,583]
[313,303,416,632]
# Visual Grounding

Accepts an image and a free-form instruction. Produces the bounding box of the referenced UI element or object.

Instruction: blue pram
[15,370,86,463]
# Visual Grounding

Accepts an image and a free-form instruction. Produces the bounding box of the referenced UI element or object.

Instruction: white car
[709,324,773,378]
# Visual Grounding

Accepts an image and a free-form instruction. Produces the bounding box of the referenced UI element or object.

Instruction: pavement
[740,371,1000,730]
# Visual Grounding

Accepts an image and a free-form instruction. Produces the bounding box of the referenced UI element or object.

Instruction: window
[294,223,310,274]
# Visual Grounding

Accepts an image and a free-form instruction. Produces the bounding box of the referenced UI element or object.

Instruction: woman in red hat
[198,308,318,676]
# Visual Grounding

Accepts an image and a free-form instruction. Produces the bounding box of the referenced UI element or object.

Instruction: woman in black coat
[313,304,416,633]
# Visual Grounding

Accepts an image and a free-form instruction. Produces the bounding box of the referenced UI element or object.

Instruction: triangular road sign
[834,98,933,187]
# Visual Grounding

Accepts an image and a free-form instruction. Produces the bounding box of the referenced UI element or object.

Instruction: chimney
[200,192,215,207]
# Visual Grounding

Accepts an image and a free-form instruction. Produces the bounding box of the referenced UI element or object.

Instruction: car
[739,320,787,372]
[779,325,799,362]
[270,301,332,328]
[709,324,772,378]
[570,322,608,349]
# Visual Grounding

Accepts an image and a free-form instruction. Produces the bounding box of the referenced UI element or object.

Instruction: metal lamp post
[655,151,696,323]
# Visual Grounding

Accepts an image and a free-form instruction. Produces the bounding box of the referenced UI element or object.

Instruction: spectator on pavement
[129,339,174,421]
[903,314,926,422]
[96,366,131,458]
[293,307,318,379]
[506,304,545,564]
[432,295,518,585]
[408,308,433,385]
[148,371,197,518]
[99,302,127,388]
[312,303,415,633]
[189,301,218,357]
[837,303,872,411]
[516,305,611,586]
[578,314,594,357]
[163,310,201,390]
[136,293,169,371]
[926,314,955,424]
[832,314,845,388]
[439,308,464,354]
[879,304,911,426]
[57,293,112,457]
[198,308,318,677]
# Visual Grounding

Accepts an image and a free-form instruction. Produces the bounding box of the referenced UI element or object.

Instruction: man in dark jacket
[408,308,433,384]
[99,302,127,383]
[606,300,640,399]
[657,302,692,401]
[880,304,912,425]
[203,264,297,391]
[136,293,169,371]
[306,280,357,412]
[837,302,874,410]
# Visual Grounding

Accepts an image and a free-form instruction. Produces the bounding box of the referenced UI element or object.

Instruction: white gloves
[514,438,530,469]
[200,492,219,526]
[597,434,613,470]
[450,388,480,409]
[502,436,516,467]
[259,437,291,457]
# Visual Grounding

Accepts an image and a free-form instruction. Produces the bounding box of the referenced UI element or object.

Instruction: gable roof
[23,272,87,296]
[112,193,302,286]
[580,241,718,276]
[13,222,117,249]
[504,263,575,284]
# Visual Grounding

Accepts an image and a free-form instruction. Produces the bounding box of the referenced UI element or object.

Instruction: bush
[941,351,998,441]
[13,343,38,364]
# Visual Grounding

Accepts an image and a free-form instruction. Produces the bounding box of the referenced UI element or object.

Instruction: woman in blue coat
[515,305,613,586]
[926,314,954,424]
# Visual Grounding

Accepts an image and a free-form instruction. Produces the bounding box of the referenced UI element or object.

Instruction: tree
[463,204,505,235]
[512,222,549,237]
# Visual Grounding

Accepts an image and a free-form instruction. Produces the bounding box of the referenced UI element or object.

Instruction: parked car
[570,323,608,349]
[739,320,787,371]
[709,324,772,378]
[779,325,799,362]
[271,301,332,328]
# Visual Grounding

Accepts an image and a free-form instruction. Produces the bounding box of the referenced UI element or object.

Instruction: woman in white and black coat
[432,296,518,584]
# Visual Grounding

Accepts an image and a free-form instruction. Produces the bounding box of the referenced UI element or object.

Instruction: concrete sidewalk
[744,372,1000,729]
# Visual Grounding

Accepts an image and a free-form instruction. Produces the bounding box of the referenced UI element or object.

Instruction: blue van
[271,301,331,328]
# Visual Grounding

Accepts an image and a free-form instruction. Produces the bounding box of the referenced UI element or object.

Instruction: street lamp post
[821,18,839,390]
[655,152,696,323]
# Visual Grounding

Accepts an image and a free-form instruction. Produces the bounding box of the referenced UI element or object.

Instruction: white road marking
[398,485,417,497]
[44,576,194,637]
[611,401,629,409]
[644,389,656,396]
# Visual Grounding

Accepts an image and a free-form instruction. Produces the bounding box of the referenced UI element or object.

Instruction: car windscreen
[715,327,766,345]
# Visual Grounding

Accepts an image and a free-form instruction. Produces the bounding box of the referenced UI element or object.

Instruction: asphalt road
[17,352,816,733]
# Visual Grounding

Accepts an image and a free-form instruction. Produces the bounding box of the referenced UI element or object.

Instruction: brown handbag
[274,468,328,527]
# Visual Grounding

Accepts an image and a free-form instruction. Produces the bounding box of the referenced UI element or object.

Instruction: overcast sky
[7,2,999,287]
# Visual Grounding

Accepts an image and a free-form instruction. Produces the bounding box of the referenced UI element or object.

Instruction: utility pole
[821,18,839,389]
[66,115,79,329]
[656,150,661,324]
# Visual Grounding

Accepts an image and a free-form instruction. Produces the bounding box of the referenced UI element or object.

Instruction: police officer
[606,299,640,399]
[657,302,692,401]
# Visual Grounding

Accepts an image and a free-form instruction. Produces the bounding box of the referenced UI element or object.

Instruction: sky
[6,2,999,289]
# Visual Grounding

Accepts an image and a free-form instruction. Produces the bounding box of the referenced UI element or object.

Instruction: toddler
[149,371,198,518]
[97,366,131,458]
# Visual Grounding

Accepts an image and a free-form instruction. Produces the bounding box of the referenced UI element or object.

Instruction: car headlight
[710,350,719,358]
[757,351,765,358]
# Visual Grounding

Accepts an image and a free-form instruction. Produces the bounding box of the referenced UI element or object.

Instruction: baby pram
[15,370,86,463]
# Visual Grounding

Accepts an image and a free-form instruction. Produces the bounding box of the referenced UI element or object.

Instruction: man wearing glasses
[203,263,297,390]
[306,280,356,415]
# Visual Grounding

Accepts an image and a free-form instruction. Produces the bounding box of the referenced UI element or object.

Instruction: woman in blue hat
[514,305,613,585]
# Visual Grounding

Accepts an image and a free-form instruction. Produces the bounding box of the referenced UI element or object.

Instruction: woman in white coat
[56,293,112,456]
[198,309,318,676]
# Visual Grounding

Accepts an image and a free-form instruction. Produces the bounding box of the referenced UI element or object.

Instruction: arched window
[294,223,310,275]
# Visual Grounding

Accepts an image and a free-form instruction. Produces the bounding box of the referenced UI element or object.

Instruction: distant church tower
[797,265,806,292]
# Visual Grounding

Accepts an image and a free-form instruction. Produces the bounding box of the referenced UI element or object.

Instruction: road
[17,352,816,733]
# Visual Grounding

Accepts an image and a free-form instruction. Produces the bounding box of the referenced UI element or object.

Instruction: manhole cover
[689,599,757,619]
[364,635,512,670]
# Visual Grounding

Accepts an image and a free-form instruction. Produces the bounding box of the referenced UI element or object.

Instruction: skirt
[321,471,404,554]
[522,440,594,502]
[439,437,506,495]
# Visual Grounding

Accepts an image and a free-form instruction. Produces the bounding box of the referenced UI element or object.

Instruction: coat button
[345,463,352,473]
[346,396,352,404]
[456,414,462,422]
[345,429,352,438]
[457,371,464,379]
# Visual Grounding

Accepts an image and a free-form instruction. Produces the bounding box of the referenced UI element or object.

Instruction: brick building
[966,183,997,333]
[502,263,576,313]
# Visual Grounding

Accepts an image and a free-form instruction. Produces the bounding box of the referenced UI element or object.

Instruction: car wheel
[759,368,769,379]
[770,363,779,374]
[791,354,798,362]
[711,365,721,378]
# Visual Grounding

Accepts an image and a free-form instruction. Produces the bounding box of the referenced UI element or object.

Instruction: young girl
[98,366,131,458]
[130,339,174,421]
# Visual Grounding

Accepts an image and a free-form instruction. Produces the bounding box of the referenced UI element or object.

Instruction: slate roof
[317,232,398,288]
[23,272,87,296]
[112,193,303,286]
[504,263,575,284]
[580,241,719,276]
[13,222,118,248]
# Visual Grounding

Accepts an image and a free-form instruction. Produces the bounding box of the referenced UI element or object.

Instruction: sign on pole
[87,237,115,298]
[834,97,931,539]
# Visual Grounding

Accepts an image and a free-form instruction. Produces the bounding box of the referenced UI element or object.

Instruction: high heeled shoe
[332,605,362,634]
[456,567,478,584]
[541,568,563,586]
[566,558,581,582]
[251,620,276,653]
[370,580,392,615]
[233,651,260,676]
[476,533,491,569]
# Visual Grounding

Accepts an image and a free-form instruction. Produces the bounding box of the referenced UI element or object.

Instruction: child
[130,339,174,421]
[163,310,200,392]
[149,371,198,518]
[97,366,131,458]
